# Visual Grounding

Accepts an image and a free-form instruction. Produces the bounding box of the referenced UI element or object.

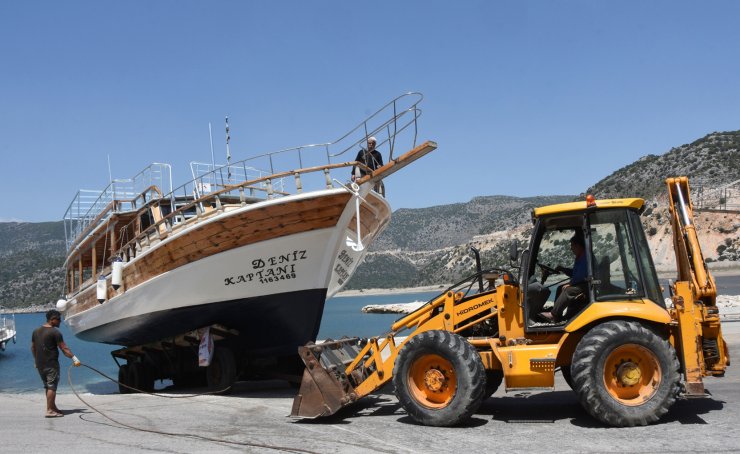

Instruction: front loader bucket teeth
[290,338,363,418]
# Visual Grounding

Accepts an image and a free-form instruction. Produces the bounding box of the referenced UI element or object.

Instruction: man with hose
[31,309,81,417]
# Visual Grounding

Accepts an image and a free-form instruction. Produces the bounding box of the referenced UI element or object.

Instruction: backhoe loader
[291,177,729,427]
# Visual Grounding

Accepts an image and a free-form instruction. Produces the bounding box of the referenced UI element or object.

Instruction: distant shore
[657,263,740,278]
[2,304,54,315]
[334,284,449,298]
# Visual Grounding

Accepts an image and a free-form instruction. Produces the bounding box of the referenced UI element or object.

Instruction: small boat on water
[0,311,16,351]
[57,93,436,388]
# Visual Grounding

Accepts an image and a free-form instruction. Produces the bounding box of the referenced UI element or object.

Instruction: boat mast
[225,116,231,182]
[209,122,215,170]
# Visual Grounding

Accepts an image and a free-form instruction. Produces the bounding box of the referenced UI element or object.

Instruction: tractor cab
[521,197,664,331]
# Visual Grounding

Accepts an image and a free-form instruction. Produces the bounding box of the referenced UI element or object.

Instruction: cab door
[521,212,591,329]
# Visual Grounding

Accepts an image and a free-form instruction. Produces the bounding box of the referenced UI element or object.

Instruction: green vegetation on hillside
[372,195,573,252]
[0,222,66,309]
[586,131,740,199]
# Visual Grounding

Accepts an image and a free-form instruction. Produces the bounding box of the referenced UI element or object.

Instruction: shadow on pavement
[478,390,600,427]
[660,397,725,424]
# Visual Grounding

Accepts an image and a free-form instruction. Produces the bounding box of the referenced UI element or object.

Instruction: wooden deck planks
[67,193,355,318]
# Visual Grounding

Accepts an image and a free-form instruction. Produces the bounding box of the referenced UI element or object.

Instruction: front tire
[571,320,680,427]
[392,330,486,426]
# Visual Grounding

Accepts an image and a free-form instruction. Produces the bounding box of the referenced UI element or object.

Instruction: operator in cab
[551,231,588,321]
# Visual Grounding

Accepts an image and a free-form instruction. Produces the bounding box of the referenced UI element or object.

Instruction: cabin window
[588,210,645,301]
[629,210,664,306]
[531,226,578,285]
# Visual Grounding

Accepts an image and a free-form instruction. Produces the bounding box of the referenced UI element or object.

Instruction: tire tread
[571,320,680,427]
[392,330,486,426]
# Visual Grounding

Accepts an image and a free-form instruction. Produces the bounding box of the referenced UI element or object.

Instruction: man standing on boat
[31,309,81,417]
[351,136,385,195]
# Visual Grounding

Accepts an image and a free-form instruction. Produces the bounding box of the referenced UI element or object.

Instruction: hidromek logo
[456,298,493,317]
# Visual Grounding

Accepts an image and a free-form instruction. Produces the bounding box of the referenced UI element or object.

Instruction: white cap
[368,136,377,143]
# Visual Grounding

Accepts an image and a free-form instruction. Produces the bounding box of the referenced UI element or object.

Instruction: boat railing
[189,162,286,198]
[110,93,425,261]
[66,93,424,258]
[186,92,423,198]
[114,161,357,262]
[63,163,172,251]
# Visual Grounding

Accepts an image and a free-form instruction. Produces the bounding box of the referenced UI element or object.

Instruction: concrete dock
[3,323,740,453]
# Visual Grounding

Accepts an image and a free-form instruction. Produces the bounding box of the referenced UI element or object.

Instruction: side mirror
[509,242,519,262]
[470,246,484,293]
[518,249,530,284]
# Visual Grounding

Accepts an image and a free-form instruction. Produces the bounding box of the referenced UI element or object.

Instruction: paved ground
[3,322,739,453]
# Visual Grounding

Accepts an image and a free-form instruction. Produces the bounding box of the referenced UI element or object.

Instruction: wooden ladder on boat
[357,140,437,186]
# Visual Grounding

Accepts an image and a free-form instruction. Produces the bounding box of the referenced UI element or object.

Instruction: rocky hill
[585,131,740,200]
[371,195,573,251]
[0,222,66,309]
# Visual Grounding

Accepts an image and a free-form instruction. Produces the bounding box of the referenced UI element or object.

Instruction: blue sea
[0,291,438,395]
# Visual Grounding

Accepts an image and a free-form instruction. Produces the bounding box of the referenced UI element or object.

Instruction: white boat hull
[65,188,390,354]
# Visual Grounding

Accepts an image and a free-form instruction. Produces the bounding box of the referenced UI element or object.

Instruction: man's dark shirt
[353,149,383,177]
[32,326,63,370]
[570,253,588,285]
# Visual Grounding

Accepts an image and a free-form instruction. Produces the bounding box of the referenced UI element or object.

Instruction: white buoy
[96,275,107,303]
[112,258,123,290]
[56,298,68,311]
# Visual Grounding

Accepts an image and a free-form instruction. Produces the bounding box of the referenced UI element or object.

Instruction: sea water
[0,291,438,395]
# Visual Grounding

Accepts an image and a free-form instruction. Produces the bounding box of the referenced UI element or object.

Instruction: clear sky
[2,1,740,222]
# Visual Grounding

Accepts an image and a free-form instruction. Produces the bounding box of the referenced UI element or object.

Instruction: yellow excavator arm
[666,177,717,301]
[665,177,729,395]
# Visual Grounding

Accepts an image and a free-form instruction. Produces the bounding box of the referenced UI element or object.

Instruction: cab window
[588,210,643,301]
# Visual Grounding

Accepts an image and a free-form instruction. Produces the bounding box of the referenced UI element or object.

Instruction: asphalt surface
[2,322,739,454]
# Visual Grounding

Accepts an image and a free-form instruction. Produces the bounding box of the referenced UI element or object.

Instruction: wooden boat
[58,93,436,367]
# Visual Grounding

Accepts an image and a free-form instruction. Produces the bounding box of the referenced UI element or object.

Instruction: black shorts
[39,367,60,391]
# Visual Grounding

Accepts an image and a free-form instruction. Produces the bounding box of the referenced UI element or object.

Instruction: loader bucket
[290,338,363,418]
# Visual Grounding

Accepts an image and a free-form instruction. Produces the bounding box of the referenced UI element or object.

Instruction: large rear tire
[571,320,680,427]
[392,330,486,426]
[207,346,237,394]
